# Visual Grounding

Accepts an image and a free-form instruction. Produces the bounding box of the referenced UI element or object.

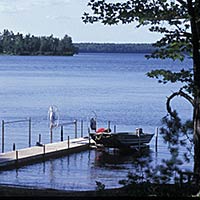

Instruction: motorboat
[90,128,154,149]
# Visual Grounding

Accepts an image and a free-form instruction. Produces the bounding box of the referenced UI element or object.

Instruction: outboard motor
[136,128,143,136]
[90,117,97,131]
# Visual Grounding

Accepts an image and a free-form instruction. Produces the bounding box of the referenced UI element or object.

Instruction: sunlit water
[0,53,193,190]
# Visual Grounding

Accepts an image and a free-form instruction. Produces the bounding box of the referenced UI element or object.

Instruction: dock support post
[68,136,70,148]
[61,125,63,141]
[88,127,91,145]
[114,125,116,133]
[16,150,18,161]
[81,120,83,137]
[155,127,158,153]
[29,117,31,147]
[13,143,16,151]
[2,120,4,153]
[75,120,77,138]
[108,121,110,130]
[43,145,45,155]
[39,134,41,144]
[50,127,53,143]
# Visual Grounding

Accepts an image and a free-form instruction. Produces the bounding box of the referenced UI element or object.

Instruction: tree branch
[166,89,194,118]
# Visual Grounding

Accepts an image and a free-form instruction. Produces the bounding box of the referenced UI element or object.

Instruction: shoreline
[0,184,126,197]
[0,183,199,197]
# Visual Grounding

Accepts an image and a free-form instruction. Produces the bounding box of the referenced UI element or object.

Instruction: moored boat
[90,128,154,149]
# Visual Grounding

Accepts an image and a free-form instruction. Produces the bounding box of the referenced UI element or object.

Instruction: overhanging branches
[166,89,194,118]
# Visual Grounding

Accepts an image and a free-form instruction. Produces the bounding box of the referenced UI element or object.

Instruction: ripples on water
[0,149,147,190]
[0,53,193,190]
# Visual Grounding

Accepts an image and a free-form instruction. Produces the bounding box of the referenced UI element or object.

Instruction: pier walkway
[0,137,91,171]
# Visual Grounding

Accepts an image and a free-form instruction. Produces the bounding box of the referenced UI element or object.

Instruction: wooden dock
[0,137,91,171]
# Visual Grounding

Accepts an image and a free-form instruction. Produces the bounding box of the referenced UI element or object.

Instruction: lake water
[0,53,193,190]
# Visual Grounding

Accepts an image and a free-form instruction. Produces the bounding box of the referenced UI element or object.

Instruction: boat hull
[90,132,154,149]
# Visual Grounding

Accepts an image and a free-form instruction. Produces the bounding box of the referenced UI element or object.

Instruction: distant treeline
[0,29,156,56]
[74,43,156,53]
[0,29,78,56]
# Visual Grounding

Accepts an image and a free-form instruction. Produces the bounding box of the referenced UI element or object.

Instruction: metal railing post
[2,120,4,153]
[155,127,158,153]
[74,120,77,138]
[13,143,16,151]
[50,128,53,143]
[108,120,110,130]
[114,125,116,133]
[29,117,31,147]
[39,134,41,144]
[81,120,83,137]
[61,125,63,141]
[68,136,70,148]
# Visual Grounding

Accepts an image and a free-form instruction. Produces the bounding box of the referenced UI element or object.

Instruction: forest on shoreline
[0,29,156,56]
[0,30,78,56]
[74,43,156,53]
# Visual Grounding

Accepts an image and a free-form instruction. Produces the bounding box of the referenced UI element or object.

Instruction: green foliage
[95,181,105,191]
[160,112,193,163]
[83,0,200,190]
[118,112,193,192]
[147,69,193,84]
[74,42,156,53]
[147,69,194,94]
[83,0,194,60]
[0,29,78,56]
[83,0,197,93]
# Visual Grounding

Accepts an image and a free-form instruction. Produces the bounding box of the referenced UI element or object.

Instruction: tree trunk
[187,0,200,177]
[193,98,200,176]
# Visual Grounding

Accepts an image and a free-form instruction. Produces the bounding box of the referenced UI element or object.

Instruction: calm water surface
[0,53,193,190]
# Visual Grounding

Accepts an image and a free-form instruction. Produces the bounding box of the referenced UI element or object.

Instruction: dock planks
[0,137,91,170]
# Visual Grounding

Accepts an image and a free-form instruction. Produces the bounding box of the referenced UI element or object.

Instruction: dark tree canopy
[0,29,78,56]
[83,0,200,180]
[83,0,197,61]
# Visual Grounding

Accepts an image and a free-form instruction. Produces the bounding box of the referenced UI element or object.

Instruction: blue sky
[0,0,161,43]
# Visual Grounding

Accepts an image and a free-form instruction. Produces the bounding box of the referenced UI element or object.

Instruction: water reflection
[94,146,153,170]
[0,148,154,190]
[0,54,193,190]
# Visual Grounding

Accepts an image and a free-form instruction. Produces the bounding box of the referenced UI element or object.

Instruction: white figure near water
[48,105,59,141]
[49,106,56,128]
[48,105,59,126]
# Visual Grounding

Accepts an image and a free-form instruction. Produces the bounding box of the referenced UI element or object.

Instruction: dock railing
[2,118,159,153]
[1,118,32,153]
[57,120,78,143]
[1,118,86,153]
[51,119,85,143]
